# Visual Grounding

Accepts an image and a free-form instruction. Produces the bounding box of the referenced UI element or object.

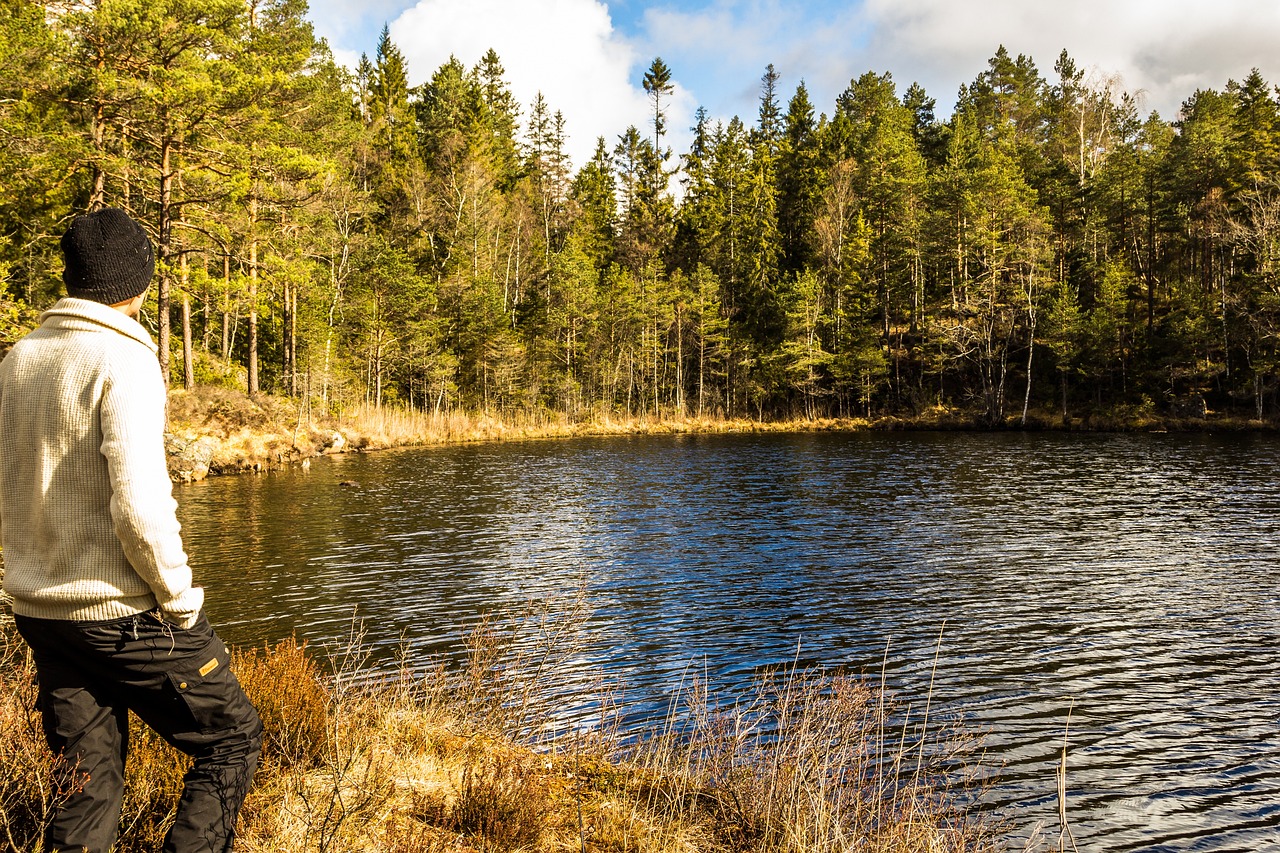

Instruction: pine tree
[638,56,677,250]
[371,25,411,138]
[835,72,927,403]
[673,107,714,272]
[745,79,783,356]
[755,63,782,155]
[776,82,823,278]
[0,0,77,306]
[614,126,672,277]
[365,24,419,236]
[642,56,674,157]
[93,0,244,387]
[413,56,486,281]
[476,48,522,188]
[903,82,948,167]
[957,46,1050,182]
[569,137,616,279]
[1229,69,1280,191]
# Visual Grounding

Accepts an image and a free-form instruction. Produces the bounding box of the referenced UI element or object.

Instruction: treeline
[4,0,1280,423]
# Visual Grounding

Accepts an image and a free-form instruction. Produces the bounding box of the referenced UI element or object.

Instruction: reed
[165,385,890,477]
[0,598,1063,853]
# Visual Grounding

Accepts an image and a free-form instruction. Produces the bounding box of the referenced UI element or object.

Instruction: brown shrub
[444,754,551,850]
[0,631,65,851]
[117,722,187,851]
[233,639,332,771]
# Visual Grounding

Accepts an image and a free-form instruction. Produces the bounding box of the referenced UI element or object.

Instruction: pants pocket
[164,637,253,734]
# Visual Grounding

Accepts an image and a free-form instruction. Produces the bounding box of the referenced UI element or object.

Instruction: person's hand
[159,586,203,629]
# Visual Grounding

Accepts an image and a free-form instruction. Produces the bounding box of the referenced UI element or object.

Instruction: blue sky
[305,0,1280,171]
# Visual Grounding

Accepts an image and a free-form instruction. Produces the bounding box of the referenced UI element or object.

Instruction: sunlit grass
[0,594,1066,853]
[164,383,1279,481]
[164,385,887,477]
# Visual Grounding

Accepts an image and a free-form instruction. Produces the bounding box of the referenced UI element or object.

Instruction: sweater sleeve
[99,350,203,627]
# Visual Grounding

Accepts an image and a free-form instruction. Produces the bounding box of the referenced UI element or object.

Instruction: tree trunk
[280,279,290,394]
[1021,263,1036,426]
[290,283,298,397]
[221,252,231,359]
[675,303,684,416]
[156,132,174,388]
[181,250,194,390]
[90,99,107,210]
[247,193,259,396]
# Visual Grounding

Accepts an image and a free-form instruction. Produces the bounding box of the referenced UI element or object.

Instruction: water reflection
[177,431,1280,851]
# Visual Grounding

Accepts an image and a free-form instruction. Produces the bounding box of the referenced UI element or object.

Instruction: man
[0,208,262,853]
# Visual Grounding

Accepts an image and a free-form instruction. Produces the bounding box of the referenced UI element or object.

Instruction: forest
[4,0,1280,425]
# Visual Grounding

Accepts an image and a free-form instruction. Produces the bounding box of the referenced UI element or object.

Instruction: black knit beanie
[61,208,155,304]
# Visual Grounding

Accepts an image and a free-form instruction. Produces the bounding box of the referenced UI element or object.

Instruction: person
[0,208,262,853]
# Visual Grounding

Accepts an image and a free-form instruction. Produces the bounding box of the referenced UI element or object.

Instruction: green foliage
[191,350,246,389]
[2,24,1280,422]
[776,82,824,276]
[0,266,40,356]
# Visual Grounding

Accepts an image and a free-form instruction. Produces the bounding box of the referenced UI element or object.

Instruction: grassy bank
[0,597,1058,853]
[163,386,889,481]
[164,385,1277,482]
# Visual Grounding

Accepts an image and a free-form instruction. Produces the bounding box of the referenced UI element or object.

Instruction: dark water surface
[176,431,1280,851]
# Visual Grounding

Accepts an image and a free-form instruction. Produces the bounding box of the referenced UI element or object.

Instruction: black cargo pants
[14,610,262,853]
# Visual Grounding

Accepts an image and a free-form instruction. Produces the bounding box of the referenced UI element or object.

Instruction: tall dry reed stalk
[622,658,998,853]
[337,404,570,450]
[0,592,1069,853]
[1056,701,1078,853]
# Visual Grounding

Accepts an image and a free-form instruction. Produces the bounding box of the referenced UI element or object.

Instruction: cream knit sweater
[0,297,203,625]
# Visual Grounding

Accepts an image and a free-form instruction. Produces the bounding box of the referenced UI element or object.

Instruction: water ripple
[177,431,1280,851]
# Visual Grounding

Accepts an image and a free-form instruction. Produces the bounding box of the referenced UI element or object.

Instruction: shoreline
[164,385,1280,482]
[0,614,1017,852]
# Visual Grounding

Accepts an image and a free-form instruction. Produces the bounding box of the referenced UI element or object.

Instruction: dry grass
[163,384,1280,483]
[164,385,887,479]
[0,597,1063,853]
[0,626,67,851]
[625,665,999,853]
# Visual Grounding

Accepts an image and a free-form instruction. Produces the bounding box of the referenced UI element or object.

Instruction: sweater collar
[40,297,158,353]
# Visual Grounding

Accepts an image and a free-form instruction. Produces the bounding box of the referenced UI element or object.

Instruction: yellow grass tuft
[0,598,1054,853]
[165,384,890,480]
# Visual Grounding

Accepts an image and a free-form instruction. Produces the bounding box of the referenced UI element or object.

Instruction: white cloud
[311,0,1280,168]
[390,0,673,172]
[625,0,1280,128]
[306,0,414,68]
[636,1,843,122]
[856,0,1280,119]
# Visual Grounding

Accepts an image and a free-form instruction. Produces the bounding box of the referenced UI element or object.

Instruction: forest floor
[163,384,1275,482]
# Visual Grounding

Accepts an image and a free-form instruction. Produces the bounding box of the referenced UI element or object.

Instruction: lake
[176,430,1280,851]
